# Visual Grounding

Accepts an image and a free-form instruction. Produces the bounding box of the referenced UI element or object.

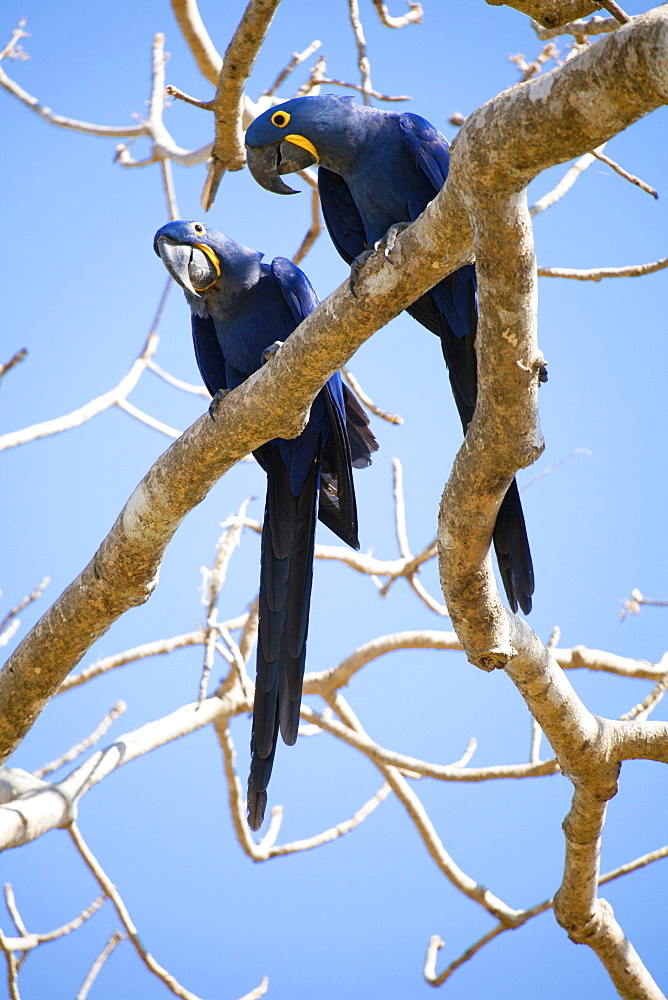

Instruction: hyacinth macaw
[154,221,377,829]
[245,95,538,615]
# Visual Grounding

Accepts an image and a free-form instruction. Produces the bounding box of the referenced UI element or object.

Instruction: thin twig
[0,349,27,380]
[391,458,410,558]
[3,886,27,938]
[424,842,668,986]
[146,360,209,396]
[301,703,557,783]
[312,77,411,101]
[292,168,322,264]
[263,40,322,95]
[76,931,125,1000]
[341,368,403,425]
[596,0,631,25]
[294,55,327,98]
[618,673,668,722]
[0,20,29,62]
[538,257,668,281]
[348,0,373,106]
[115,399,182,439]
[0,579,49,635]
[324,693,522,923]
[532,15,617,39]
[508,42,559,82]
[161,159,180,220]
[591,147,658,198]
[165,85,213,110]
[69,822,205,1000]
[0,281,172,452]
[371,0,423,28]
[520,449,592,490]
[35,704,126,778]
[0,893,106,951]
[530,148,602,216]
[56,630,207,692]
[236,977,269,1000]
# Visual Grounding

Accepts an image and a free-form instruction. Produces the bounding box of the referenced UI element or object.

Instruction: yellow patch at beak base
[284,134,320,163]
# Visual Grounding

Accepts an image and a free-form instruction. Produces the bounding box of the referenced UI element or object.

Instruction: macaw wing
[191,312,228,397]
[270,255,319,327]
[318,166,368,265]
[342,384,379,470]
[318,375,360,550]
[397,112,451,196]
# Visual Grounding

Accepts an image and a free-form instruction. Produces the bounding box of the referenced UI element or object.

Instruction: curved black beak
[246,141,317,195]
[156,239,200,297]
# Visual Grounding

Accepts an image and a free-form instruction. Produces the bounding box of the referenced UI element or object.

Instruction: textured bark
[438,7,668,666]
[486,0,602,28]
[2,35,667,993]
[201,0,282,208]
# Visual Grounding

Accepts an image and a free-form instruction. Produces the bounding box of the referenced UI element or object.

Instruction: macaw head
[153,221,261,298]
[245,95,359,194]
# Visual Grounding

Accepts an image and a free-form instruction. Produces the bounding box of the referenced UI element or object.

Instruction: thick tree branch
[1,8,665,798]
[201,0,282,209]
[438,7,668,666]
[487,0,604,29]
[170,0,223,85]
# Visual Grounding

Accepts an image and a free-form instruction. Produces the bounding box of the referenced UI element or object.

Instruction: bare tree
[1,2,666,998]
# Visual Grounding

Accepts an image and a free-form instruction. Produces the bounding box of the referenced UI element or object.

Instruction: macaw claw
[208,387,231,420]
[261,340,284,363]
[348,250,375,298]
[349,223,411,298]
[375,221,410,261]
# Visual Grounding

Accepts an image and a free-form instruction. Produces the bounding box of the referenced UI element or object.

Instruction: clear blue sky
[2,2,666,999]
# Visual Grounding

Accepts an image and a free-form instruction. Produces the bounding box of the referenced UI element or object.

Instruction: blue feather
[154,220,378,829]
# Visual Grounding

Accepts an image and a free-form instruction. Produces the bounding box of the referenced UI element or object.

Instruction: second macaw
[154,220,377,830]
[245,95,539,615]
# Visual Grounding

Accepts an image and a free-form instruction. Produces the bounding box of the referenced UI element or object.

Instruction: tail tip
[247,788,267,831]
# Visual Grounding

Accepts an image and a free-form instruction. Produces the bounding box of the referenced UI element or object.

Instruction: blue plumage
[245,96,536,614]
[154,221,377,829]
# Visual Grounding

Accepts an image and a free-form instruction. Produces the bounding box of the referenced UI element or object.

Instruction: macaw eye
[192,223,205,234]
[271,110,291,128]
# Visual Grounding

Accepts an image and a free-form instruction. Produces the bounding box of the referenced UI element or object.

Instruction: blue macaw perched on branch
[245,95,539,615]
[154,221,377,829]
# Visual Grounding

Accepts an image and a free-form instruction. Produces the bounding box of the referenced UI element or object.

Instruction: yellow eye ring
[271,109,291,128]
[192,222,205,234]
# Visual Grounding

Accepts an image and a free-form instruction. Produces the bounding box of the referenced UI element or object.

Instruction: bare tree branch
[425,843,668,987]
[508,42,560,82]
[69,822,208,1000]
[34,703,126,778]
[76,931,125,1000]
[0,281,172,452]
[348,0,373,105]
[591,146,658,197]
[538,257,668,280]
[371,0,424,28]
[263,40,322,96]
[170,0,223,85]
[0,350,27,381]
[532,14,618,39]
[0,19,29,62]
[486,0,605,29]
[341,367,403,425]
[292,168,322,264]
[0,579,49,637]
[201,0,282,210]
